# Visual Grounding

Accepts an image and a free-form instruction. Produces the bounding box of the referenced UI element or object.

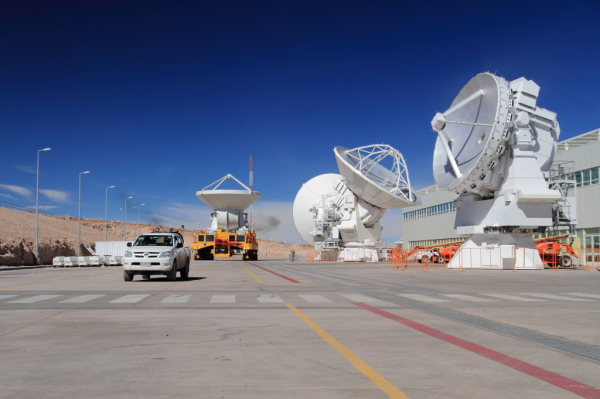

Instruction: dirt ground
[0,207,312,266]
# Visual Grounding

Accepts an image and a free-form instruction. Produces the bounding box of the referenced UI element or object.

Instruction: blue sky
[1,1,599,243]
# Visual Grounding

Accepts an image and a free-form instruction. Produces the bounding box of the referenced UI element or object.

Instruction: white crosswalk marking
[398,294,449,303]
[483,294,544,302]
[257,294,283,303]
[563,293,600,299]
[110,294,150,303]
[161,295,191,303]
[340,294,380,303]
[522,293,595,301]
[0,295,18,301]
[211,295,235,303]
[8,295,62,304]
[298,294,332,303]
[60,294,106,303]
[442,294,493,302]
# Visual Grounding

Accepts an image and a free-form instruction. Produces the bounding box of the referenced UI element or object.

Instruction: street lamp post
[124,196,132,240]
[138,204,145,235]
[35,147,51,263]
[105,186,115,242]
[78,171,90,257]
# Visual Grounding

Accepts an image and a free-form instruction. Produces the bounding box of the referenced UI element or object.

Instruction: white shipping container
[95,241,133,257]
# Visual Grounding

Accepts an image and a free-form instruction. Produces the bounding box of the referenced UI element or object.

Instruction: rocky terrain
[0,207,312,266]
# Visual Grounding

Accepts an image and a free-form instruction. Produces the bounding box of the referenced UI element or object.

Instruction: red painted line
[354,302,600,399]
[245,262,300,283]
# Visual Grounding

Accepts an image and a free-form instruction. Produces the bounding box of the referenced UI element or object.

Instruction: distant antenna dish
[293,174,342,246]
[196,174,262,211]
[196,174,262,232]
[334,145,419,208]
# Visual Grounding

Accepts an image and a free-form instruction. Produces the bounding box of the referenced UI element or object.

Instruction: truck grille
[134,252,160,258]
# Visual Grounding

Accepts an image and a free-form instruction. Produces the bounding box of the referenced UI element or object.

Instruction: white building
[403,128,600,252]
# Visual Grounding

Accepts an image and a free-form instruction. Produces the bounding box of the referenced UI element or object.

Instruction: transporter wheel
[167,261,177,281]
[123,270,134,281]
[180,259,189,280]
[142,274,150,280]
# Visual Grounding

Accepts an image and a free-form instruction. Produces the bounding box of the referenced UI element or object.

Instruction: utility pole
[35,148,51,262]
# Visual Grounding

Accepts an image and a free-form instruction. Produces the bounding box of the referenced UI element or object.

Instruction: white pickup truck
[122,229,191,281]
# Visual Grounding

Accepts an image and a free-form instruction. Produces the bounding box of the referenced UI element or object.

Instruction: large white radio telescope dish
[334,145,420,209]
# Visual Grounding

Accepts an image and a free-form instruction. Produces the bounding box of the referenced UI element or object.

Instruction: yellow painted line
[0,272,119,291]
[236,261,263,283]
[286,303,410,399]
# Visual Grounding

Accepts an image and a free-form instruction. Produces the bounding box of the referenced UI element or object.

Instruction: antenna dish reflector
[196,174,261,210]
[432,72,510,194]
[334,145,420,209]
[292,174,342,246]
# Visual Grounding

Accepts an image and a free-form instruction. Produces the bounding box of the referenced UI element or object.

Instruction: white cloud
[38,205,59,210]
[40,189,70,203]
[15,165,36,174]
[0,184,32,198]
[0,193,16,200]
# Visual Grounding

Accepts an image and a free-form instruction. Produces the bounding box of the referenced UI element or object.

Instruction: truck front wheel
[123,270,134,281]
[167,261,177,281]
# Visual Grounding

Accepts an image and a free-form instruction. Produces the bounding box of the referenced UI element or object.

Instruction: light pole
[105,186,115,242]
[124,196,132,240]
[138,204,145,235]
[78,171,90,257]
[35,147,51,263]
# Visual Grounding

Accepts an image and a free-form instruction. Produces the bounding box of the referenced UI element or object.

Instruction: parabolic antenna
[431,72,510,195]
[334,145,420,208]
[292,173,342,246]
[196,174,262,211]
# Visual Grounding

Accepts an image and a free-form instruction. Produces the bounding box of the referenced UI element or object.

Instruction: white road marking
[60,294,106,303]
[110,294,150,303]
[0,295,18,301]
[257,294,283,303]
[398,294,449,303]
[562,293,600,299]
[441,294,493,302]
[483,294,544,302]
[211,295,236,303]
[340,294,380,303]
[522,293,595,301]
[298,294,332,303]
[161,295,192,303]
[8,295,62,304]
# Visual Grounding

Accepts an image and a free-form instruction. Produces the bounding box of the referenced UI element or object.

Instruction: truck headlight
[124,251,133,258]
[159,251,173,258]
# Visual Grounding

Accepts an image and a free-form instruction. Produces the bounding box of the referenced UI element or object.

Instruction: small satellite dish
[334,145,420,208]
[292,173,342,246]
[431,72,510,195]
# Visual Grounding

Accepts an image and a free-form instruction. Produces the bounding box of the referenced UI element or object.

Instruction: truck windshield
[133,235,173,246]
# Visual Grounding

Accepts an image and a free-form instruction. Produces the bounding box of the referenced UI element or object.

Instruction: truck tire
[421,255,429,264]
[180,259,189,279]
[437,256,445,264]
[142,274,150,280]
[167,261,177,281]
[123,270,134,281]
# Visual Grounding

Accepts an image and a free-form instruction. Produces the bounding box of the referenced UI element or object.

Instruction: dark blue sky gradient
[1,1,599,239]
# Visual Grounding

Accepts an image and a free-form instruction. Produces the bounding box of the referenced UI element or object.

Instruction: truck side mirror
[127,242,132,247]
[177,242,183,248]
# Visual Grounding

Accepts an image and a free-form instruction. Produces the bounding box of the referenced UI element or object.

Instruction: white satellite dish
[196,174,262,232]
[293,144,420,261]
[431,72,575,269]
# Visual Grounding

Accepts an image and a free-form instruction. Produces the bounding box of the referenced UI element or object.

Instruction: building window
[403,201,457,221]
[572,166,599,188]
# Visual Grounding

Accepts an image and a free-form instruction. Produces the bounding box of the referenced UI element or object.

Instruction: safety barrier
[392,246,594,272]
[307,251,340,262]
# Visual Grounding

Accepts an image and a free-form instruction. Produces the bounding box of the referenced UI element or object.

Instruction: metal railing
[0,200,63,218]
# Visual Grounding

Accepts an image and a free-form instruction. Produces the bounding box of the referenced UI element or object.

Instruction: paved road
[1,260,599,398]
